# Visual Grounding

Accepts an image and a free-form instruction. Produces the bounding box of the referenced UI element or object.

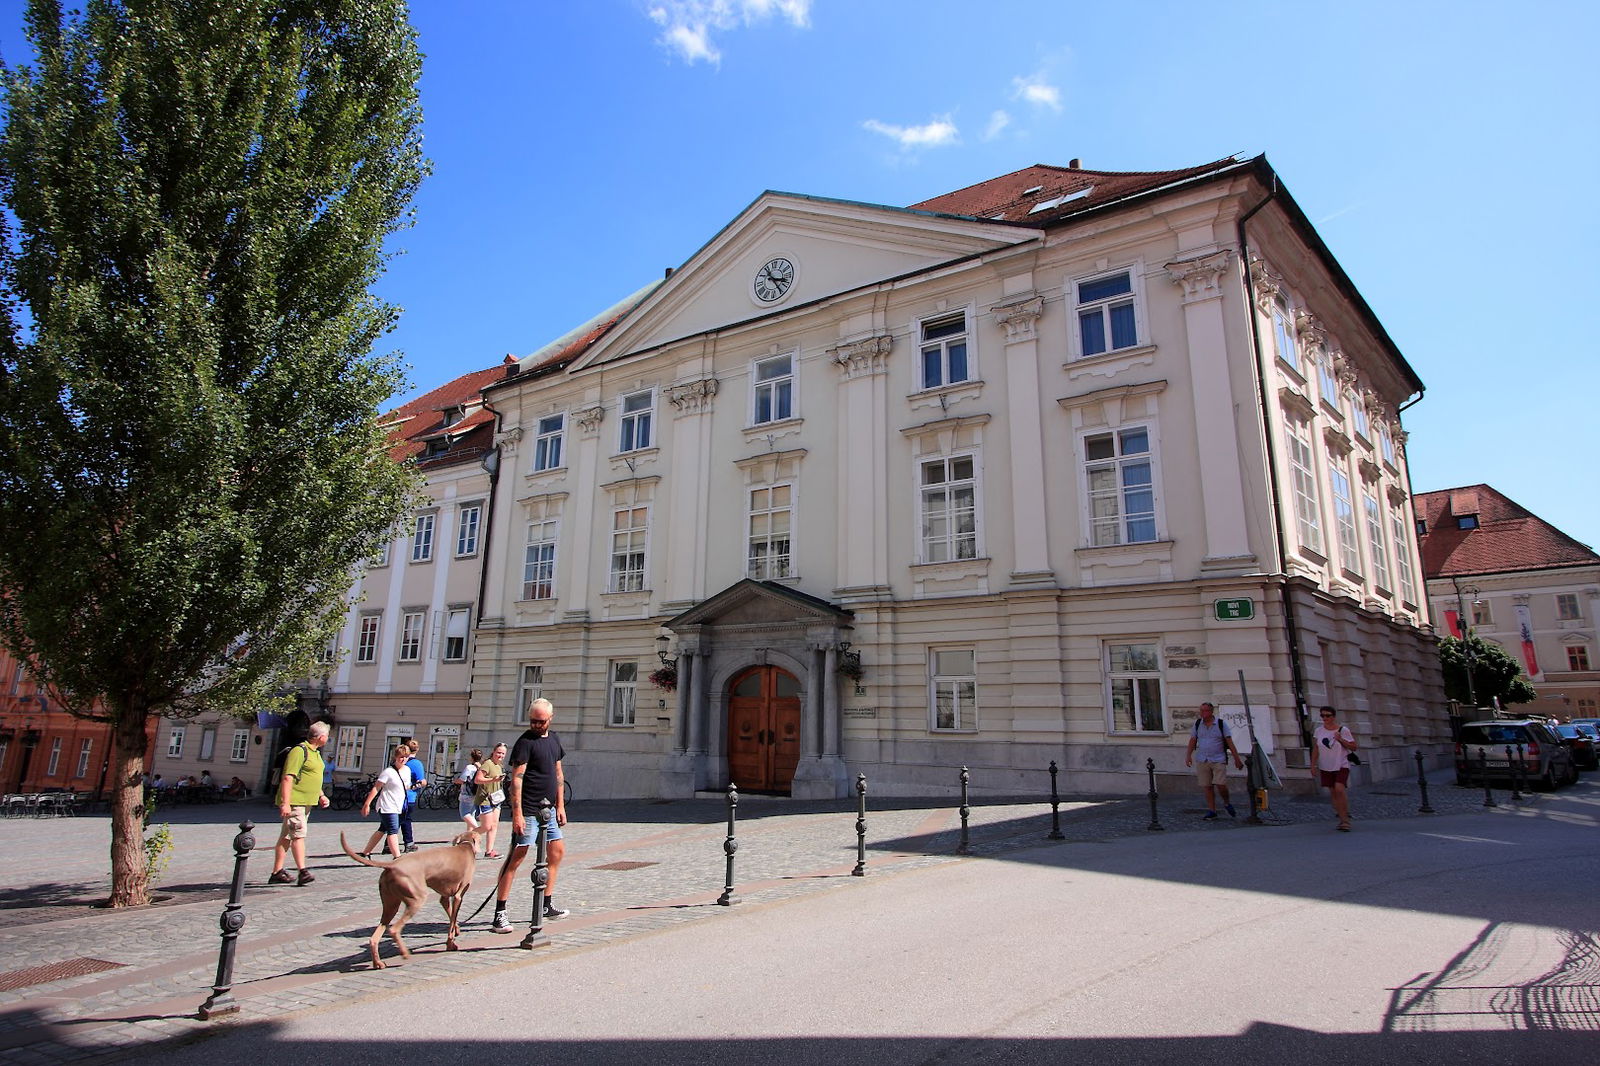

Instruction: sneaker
[296,869,316,886]
[1225,803,1237,818]
[543,905,570,920]
[404,844,419,853]
[267,869,292,885]
[1202,811,1219,821]
[1336,821,1352,832]
[491,912,514,934]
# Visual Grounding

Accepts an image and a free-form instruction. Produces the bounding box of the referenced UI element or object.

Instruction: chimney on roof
[664,266,675,279]
[1068,158,1082,170]
[502,353,517,365]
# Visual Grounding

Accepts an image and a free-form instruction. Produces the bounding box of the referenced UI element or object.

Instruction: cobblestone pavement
[0,767,1548,1064]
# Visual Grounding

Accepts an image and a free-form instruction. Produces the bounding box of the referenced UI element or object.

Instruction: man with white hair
[269,721,331,886]
[491,697,569,932]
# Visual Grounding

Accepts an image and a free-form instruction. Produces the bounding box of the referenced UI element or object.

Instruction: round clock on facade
[752,256,795,303]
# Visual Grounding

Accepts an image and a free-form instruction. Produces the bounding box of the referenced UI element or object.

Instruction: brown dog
[340,830,479,969]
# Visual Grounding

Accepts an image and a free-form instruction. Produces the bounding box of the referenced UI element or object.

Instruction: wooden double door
[727,666,802,793]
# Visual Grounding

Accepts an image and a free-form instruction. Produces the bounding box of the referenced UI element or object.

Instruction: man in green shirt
[269,721,331,886]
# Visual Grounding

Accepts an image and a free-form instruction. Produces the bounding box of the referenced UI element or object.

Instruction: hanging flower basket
[837,654,864,682]
[649,663,678,692]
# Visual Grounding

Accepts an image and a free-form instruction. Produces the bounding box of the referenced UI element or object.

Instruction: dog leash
[462,844,520,925]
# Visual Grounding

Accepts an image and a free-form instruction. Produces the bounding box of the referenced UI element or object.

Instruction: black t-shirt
[509,729,565,815]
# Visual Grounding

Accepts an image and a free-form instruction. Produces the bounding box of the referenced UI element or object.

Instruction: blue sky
[2,1,1596,545]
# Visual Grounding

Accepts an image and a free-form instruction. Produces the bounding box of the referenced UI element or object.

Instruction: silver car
[1454,718,1577,790]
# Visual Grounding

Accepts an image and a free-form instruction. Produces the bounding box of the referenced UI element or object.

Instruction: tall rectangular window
[456,504,482,557]
[1569,646,1591,671]
[372,536,391,567]
[230,729,250,762]
[199,727,216,761]
[1557,593,1583,621]
[75,738,92,778]
[1472,600,1493,627]
[443,607,470,662]
[411,512,436,562]
[317,632,338,664]
[1364,488,1391,590]
[929,648,977,732]
[1379,424,1397,467]
[1271,300,1300,373]
[1085,428,1156,546]
[1106,642,1165,733]
[47,737,61,777]
[608,661,638,727]
[1329,463,1361,574]
[610,507,648,592]
[167,726,186,758]
[1076,270,1138,357]
[1351,397,1370,440]
[398,611,425,662]
[334,725,366,774]
[1391,512,1417,604]
[533,413,565,472]
[1285,421,1324,555]
[919,312,970,388]
[518,665,544,718]
[522,520,557,600]
[752,353,794,424]
[748,485,793,579]
[1317,358,1341,413]
[619,390,654,452]
[356,614,382,663]
[919,455,977,563]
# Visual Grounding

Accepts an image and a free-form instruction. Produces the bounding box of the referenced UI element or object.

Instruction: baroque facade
[459,154,1446,798]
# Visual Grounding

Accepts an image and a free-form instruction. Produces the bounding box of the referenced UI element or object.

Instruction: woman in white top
[357,746,413,859]
[456,748,484,854]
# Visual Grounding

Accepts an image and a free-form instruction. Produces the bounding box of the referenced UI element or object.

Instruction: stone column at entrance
[802,644,823,760]
[822,644,841,757]
[687,649,709,756]
[672,651,692,754]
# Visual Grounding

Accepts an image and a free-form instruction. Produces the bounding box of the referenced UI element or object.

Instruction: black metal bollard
[520,799,553,950]
[717,783,738,906]
[1415,750,1435,814]
[1505,746,1524,801]
[198,820,255,1019]
[1146,758,1164,831]
[1513,743,1528,800]
[1479,748,1497,808]
[957,766,971,854]
[1047,761,1064,840]
[852,773,867,877]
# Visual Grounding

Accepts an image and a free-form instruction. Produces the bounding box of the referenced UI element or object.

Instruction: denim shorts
[376,811,400,834]
[511,815,563,847]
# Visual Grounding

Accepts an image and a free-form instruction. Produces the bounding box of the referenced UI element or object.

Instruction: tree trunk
[107,709,152,907]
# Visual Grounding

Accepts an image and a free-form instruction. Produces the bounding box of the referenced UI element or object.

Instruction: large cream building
[464,154,1447,799]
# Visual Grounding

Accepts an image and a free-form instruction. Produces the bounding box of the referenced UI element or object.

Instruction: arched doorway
[727,665,802,793]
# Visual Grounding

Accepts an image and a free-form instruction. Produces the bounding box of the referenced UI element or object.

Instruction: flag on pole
[1515,603,1539,676]
[1444,610,1463,638]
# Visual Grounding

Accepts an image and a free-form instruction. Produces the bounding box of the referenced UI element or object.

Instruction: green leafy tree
[1438,635,1537,709]
[0,0,426,906]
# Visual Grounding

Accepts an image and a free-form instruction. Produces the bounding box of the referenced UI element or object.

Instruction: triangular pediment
[570,193,1035,371]
[667,579,852,630]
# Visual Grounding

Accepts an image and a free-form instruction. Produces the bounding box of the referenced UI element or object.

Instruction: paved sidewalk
[0,768,1520,1063]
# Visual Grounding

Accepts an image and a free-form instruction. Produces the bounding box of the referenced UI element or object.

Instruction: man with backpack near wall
[1184,702,1244,819]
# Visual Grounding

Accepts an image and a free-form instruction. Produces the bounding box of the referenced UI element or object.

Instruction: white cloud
[1011,74,1063,111]
[862,116,960,150]
[649,1,812,66]
[983,110,1012,141]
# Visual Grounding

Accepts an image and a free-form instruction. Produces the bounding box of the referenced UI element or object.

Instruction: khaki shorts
[278,806,309,842]
[1194,761,1230,787]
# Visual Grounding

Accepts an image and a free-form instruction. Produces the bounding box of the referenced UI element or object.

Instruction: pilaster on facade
[993,290,1053,585]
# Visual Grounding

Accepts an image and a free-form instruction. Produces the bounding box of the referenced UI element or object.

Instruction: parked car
[1571,717,1600,736]
[1554,723,1599,771]
[1454,718,1577,790]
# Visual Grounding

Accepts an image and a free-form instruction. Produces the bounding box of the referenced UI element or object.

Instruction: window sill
[907,379,984,414]
[910,556,989,579]
[1076,538,1171,559]
[1107,730,1172,739]
[515,596,557,606]
[1319,400,1345,421]
[408,557,435,566]
[749,573,801,586]
[745,415,803,434]
[614,446,660,461]
[1065,344,1158,381]
[742,419,804,447]
[525,465,569,484]
[930,727,979,736]
[1275,356,1308,384]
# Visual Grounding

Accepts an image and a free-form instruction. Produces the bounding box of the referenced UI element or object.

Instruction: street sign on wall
[1214,598,1254,620]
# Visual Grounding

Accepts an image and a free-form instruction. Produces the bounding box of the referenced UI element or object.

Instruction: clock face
[753,257,795,303]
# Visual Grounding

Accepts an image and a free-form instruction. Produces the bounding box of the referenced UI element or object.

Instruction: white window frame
[751,352,796,425]
[1569,645,1591,672]
[443,607,470,662]
[411,512,436,563]
[455,503,482,557]
[398,610,425,662]
[1072,267,1144,359]
[1270,298,1301,374]
[356,614,382,663]
[1557,593,1583,621]
[918,454,979,563]
[532,413,566,472]
[609,506,648,593]
[334,725,367,774]
[518,665,544,719]
[1350,395,1370,440]
[1284,419,1324,556]
[230,729,250,763]
[372,535,391,568]
[167,726,186,759]
[1316,357,1342,415]
[46,737,61,777]
[1378,424,1397,467]
[747,484,793,580]
[75,738,92,778]
[523,519,558,600]
[1083,426,1159,547]
[199,727,216,761]
[1472,600,1493,628]
[317,632,338,665]
[918,310,972,390]
[1391,511,1417,605]
[608,660,638,727]
[1105,641,1166,734]
[618,389,654,453]
[929,647,977,732]
[1329,462,1361,575]
[1364,487,1391,591]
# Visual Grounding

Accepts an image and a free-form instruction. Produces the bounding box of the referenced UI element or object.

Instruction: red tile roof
[382,365,504,467]
[909,158,1243,225]
[1415,484,1599,578]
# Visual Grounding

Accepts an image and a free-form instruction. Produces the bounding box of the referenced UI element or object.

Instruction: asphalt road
[127,781,1600,1066]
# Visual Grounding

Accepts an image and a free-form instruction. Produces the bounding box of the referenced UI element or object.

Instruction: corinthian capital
[665,377,719,415]
[830,334,893,379]
[1166,249,1233,304]
[990,294,1045,342]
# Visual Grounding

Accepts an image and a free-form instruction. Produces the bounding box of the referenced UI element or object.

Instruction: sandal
[484,851,501,859]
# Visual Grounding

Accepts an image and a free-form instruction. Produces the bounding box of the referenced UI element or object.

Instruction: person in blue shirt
[397,740,428,853]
